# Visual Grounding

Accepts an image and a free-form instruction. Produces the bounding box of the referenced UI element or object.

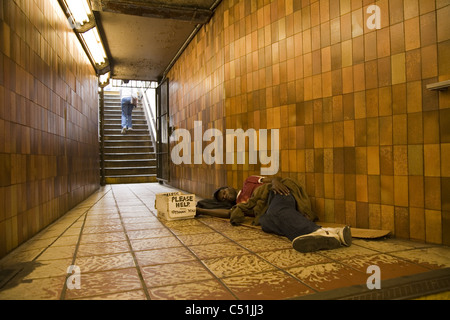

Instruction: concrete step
[104,146,154,154]
[104,166,157,176]
[104,152,154,160]
[105,175,157,184]
[104,134,152,141]
[104,159,156,168]
[104,140,153,147]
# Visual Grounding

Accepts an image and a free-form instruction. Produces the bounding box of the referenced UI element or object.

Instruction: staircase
[101,90,157,184]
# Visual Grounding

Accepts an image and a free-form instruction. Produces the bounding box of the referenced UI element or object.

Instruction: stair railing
[141,89,157,147]
[99,87,106,186]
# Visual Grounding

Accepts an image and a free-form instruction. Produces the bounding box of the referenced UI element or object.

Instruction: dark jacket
[229,178,316,226]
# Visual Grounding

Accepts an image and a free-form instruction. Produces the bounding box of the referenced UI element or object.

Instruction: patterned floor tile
[221,228,274,241]
[82,225,125,234]
[149,279,235,300]
[64,268,142,300]
[353,238,431,253]
[79,232,127,244]
[318,244,379,261]
[177,232,230,246]
[135,247,195,266]
[80,289,147,300]
[84,218,122,227]
[121,217,161,225]
[51,235,80,247]
[77,241,131,257]
[130,236,182,251]
[258,249,332,269]
[126,228,173,239]
[223,270,313,300]
[390,247,450,269]
[22,258,74,280]
[36,245,76,261]
[238,237,292,253]
[189,242,250,259]
[0,276,65,300]
[123,222,165,231]
[341,253,432,280]
[287,262,368,292]
[203,254,276,278]
[74,252,136,273]
[168,225,215,236]
[141,261,213,287]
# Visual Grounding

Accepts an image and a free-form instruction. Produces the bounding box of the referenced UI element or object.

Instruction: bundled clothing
[229,177,317,227]
[200,176,351,252]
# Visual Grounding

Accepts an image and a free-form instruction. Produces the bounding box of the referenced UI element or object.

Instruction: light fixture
[426,80,450,91]
[58,0,110,75]
[61,0,94,31]
[80,27,107,67]
[99,72,110,87]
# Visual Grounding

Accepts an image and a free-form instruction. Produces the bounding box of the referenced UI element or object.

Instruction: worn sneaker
[292,228,342,253]
[323,226,352,247]
[121,127,127,134]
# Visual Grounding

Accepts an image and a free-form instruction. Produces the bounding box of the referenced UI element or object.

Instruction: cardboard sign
[155,192,196,221]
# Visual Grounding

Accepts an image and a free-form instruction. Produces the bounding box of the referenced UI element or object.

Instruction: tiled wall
[167,0,450,245]
[0,0,100,258]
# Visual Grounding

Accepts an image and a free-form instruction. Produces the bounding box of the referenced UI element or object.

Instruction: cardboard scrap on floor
[209,216,391,239]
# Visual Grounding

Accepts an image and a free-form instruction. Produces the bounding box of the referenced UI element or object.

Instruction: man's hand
[261,177,290,196]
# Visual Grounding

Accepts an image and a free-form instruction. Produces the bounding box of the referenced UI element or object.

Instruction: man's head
[214,187,238,203]
[131,93,139,105]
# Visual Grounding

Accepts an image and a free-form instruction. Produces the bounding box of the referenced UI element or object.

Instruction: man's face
[217,187,237,202]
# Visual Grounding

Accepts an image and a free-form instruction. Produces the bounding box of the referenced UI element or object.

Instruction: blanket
[229,178,317,226]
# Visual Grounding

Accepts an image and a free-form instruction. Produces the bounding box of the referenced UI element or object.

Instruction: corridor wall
[166,0,450,245]
[0,0,100,258]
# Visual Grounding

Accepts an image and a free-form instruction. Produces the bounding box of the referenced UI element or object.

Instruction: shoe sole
[342,225,352,247]
[292,235,341,253]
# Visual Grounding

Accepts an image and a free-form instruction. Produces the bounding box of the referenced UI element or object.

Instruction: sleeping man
[196,176,352,253]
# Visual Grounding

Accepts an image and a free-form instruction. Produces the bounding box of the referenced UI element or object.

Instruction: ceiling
[90,0,221,81]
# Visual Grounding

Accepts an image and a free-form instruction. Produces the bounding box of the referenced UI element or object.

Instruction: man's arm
[196,207,231,219]
[260,177,290,195]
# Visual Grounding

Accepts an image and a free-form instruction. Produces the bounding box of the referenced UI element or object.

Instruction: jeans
[259,192,320,241]
[121,104,133,129]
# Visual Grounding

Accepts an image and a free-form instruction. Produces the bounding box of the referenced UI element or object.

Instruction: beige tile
[134,247,195,266]
[258,249,331,269]
[75,252,136,273]
[64,268,142,300]
[141,261,213,288]
[341,253,430,280]
[0,276,65,300]
[177,232,230,246]
[148,280,235,300]
[287,262,367,292]
[238,237,292,252]
[80,290,147,300]
[77,241,130,257]
[223,270,312,300]
[189,242,249,259]
[203,254,275,278]
[391,247,450,269]
[129,237,182,251]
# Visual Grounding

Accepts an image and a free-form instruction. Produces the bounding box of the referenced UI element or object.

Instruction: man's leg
[126,105,133,129]
[121,104,127,134]
[259,193,320,241]
[259,193,351,253]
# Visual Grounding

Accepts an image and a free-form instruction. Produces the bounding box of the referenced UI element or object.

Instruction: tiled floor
[1,183,450,300]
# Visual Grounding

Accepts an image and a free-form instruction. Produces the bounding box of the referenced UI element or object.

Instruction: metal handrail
[141,89,157,145]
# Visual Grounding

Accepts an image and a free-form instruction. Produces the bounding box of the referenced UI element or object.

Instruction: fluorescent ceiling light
[99,72,110,85]
[65,0,92,27]
[81,27,107,66]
